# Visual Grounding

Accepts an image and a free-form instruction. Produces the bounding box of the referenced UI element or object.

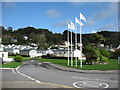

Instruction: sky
[1,2,118,34]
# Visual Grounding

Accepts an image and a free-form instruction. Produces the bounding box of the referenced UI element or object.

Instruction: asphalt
[1,59,119,89]
[40,62,118,74]
[2,69,73,88]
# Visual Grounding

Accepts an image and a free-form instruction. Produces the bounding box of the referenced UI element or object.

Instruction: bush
[100,55,108,63]
[83,45,100,62]
[99,48,110,58]
[14,55,22,62]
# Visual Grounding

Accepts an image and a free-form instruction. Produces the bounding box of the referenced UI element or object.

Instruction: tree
[99,48,110,58]
[7,27,13,32]
[30,34,47,49]
[83,45,100,63]
[91,33,105,47]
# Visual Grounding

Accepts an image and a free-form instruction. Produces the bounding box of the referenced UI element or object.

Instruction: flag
[68,22,75,30]
[75,17,84,26]
[68,24,71,29]
[70,21,75,30]
[80,13,86,22]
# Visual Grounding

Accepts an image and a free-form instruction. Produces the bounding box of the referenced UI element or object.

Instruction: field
[39,59,119,70]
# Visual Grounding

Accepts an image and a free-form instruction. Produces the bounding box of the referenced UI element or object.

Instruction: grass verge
[39,59,119,70]
[0,62,21,68]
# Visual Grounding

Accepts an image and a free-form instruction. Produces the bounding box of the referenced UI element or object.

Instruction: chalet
[20,49,41,57]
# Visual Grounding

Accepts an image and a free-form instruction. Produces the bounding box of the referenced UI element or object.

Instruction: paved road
[2,59,119,89]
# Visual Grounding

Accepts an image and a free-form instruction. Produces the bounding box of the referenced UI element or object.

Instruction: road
[2,59,118,89]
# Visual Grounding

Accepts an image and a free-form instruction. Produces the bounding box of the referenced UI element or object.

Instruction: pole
[71,30,73,66]
[80,20,82,68]
[67,29,69,66]
[75,24,77,67]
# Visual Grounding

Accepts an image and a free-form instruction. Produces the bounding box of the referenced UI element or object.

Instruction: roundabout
[73,81,109,88]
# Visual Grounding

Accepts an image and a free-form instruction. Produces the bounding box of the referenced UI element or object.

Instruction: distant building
[117,44,120,50]
[11,38,17,42]
[0,52,14,63]
[20,49,41,57]
[23,36,28,40]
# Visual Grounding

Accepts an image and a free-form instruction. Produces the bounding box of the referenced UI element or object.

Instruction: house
[11,38,17,42]
[52,49,86,60]
[117,44,120,50]
[37,50,48,56]
[13,49,20,54]
[0,52,14,63]
[23,36,28,40]
[4,48,13,54]
[20,49,41,57]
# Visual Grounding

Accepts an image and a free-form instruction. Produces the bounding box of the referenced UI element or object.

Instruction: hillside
[1,26,119,48]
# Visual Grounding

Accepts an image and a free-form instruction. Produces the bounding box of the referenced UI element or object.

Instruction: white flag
[68,24,71,29]
[75,17,84,26]
[68,22,75,30]
[70,21,75,30]
[80,13,86,22]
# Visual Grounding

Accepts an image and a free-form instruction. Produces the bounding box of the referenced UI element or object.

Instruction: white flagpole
[67,29,69,66]
[75,24,77,67]
[80,19,82,68]
[71,29,73,66]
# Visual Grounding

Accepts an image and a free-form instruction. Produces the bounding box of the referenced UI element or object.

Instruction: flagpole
[75,24,77,67]
[67,29,69,66]
[80,19,82,68]
[71,29,73,66]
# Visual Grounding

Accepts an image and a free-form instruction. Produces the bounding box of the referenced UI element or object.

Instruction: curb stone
[43,62,118,74]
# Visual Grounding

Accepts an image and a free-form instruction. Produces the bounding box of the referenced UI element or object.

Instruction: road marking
[73,81,109,88]
[12,69,16,73]
[72,76,118,83]
[15,66,41,83]
[15,65,73,88]
[0,68,13,69]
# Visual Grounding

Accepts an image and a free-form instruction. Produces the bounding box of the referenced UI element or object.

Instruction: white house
[117,44,120,49]
[0,52,14,63]
[20,49,41,57]
[13,49,20,54]
[52,49,86,60]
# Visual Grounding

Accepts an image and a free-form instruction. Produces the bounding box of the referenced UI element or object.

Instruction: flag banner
[70,21,75,30]
[75,17,84,26]
[68,24,71,29]
[68,22,75,30]
[80,13,86,22]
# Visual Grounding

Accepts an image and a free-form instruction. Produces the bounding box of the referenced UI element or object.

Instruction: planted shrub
[14,55,22,62]
[99,48,110,58]
[100,55,108,63]
[83,45,100,63]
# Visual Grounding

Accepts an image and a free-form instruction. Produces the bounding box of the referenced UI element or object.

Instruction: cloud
[86,3,118,26]
[91,30,97,33]
[45,8,61,18]
[97,23,118,31]
[52,19,71,27]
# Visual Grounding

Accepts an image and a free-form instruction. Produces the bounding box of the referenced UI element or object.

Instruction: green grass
[0,62,21,68]
[8,56,30,61]
[39,59,119,70]
[0,56,30,68]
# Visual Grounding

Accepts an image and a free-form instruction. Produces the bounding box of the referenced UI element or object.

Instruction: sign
[118,57,120,64]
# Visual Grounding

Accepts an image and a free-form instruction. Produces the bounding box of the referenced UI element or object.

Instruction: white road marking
[72,76,118,83]
[73,81,109,88]
[15,66,41,83]
[102,82,109,88]
[12,69,16,73]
